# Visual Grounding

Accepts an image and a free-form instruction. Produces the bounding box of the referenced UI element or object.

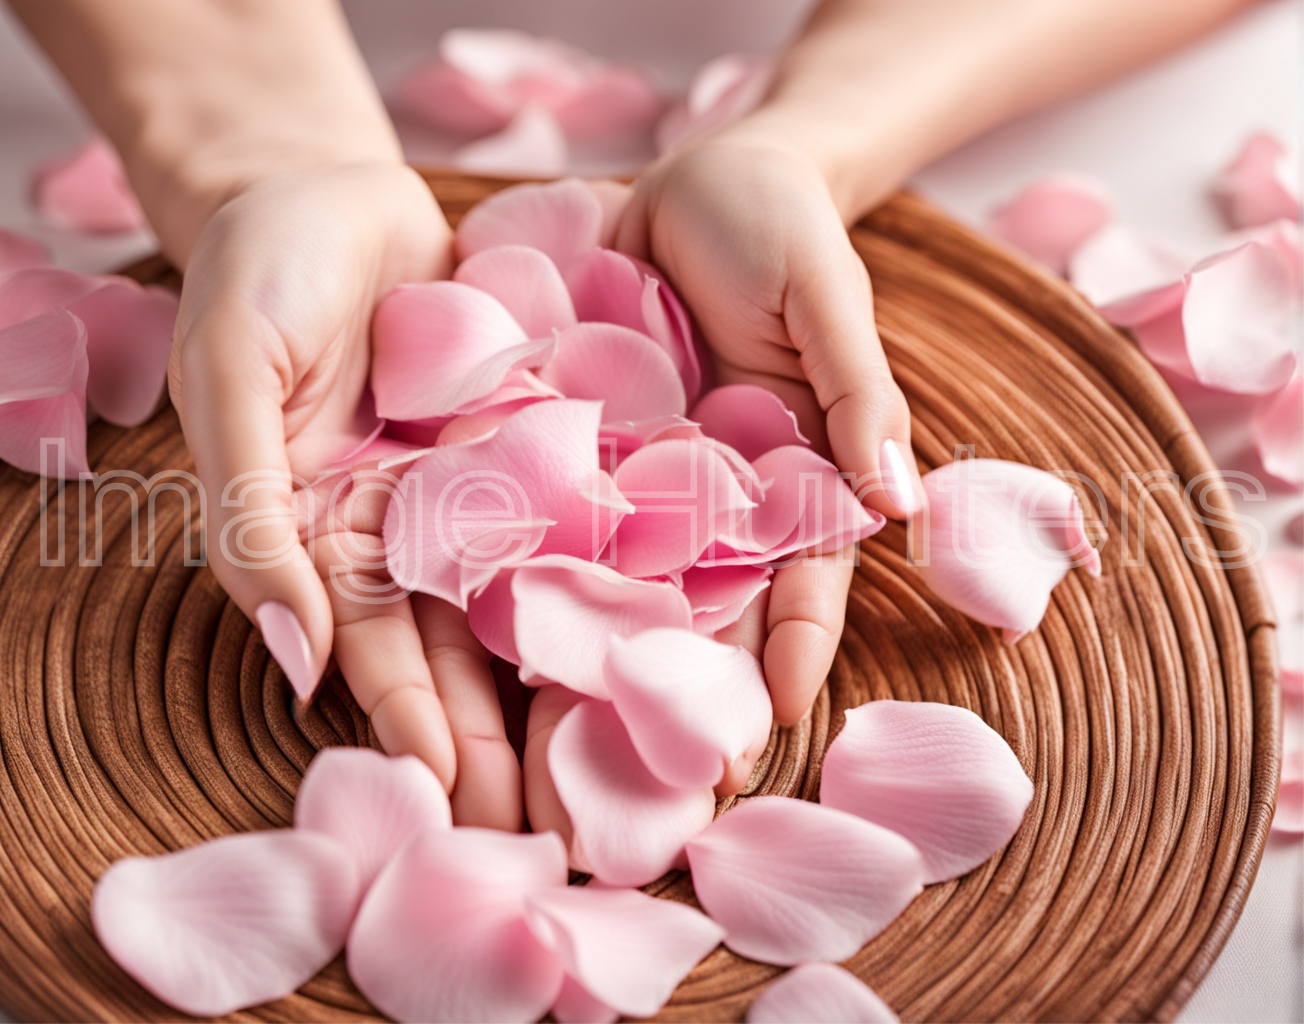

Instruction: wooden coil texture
[0,172,1279,1023]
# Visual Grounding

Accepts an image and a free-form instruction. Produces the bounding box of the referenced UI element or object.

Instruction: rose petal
[606,628,772,788]
[539,321,687,423]
[680,563,774,635]
[0,227,48,273]
[457,178,605,270]
[608,438,755,577]
[988,174,1114,276]
[1212,133,1302,230]
[452,105,570,179]
[384,399,625,608]
[689,384,809,461]
[525,886,723,1018]
[1255,371,1303,488]
[393,60,516,135]
[348,828,568,1024]
[914,458,1099,642]
[0,265,101,331]
[294,747,452,892]
[685,796,924,965]
[32,137,146,234]
[512,555,693,698]
[91,831,359,1017]
[441,28,582,90]
[371,280,554,421]
[746,963,898,1024]
[466,568,522,663]
[0,307,89,476]
[548,699,716,886]
[656,54,775,153]
[453,244,577,339]
[551,975,619,1024]
[1273,748,1303,834]
[820,700,1034,883]
[1069,222,1191,309]
[552,64,664,139]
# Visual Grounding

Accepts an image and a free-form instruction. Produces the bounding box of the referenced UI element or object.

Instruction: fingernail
[255,601,320,702]
[880,438,919,516]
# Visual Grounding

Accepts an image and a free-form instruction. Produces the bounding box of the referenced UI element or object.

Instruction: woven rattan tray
[0,173,1280,1023]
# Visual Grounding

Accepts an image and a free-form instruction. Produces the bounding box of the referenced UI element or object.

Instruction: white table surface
[0,2,1300,1021]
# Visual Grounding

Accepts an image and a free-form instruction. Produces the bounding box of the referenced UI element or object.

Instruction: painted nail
[255,600,320,702]
[880,438,919,516]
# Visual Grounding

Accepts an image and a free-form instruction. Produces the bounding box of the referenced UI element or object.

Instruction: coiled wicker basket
[0,172,1279,1023]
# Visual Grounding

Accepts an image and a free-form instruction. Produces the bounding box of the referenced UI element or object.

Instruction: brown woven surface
[0,172,1279,1023]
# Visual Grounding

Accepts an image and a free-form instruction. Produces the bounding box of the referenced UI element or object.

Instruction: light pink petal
[820,701,1033,883]
[1226,218,1302,297]
[914,459,1099,641]
[1255,371,1303,487]
[609,438,755,577]
[70,279,177,427]
[0,307,90,477]
[656,54,775,153]
[583,181,633,248]
[348,828,568,1024]
[91,831,359,1018]
[0,227,48,273]
[1212,133,1302,230]
[457,178,605,269]
[565,248,649,332]
[393,62,517,136]
[526,886,722,1019]
[988,174,1114,276]
[690,384,809,461]
[384,399,625,608]
[1178,241,1298,395]
[606,628,771,788]
[599,413,699,461]
[539,321,687,423]
[552,975,618,1024]
[685,796,924,965]
[294,747,451,892]
[747,963,898,1024]
[441,28,583,89]
[371,280,553,420]
[452,105,570,178]
[454,244,577,338]
[553,65,664,139]
[639,263,702,402]
[680,563,774,634]
[712,445,883,563]
[512,555,693,698]
[1273,748,1303,834]
[0,265,101,331]
[549,699,716,886]
[1069,222,1191,309]
[448,369,562,419]
[32,137,146,234]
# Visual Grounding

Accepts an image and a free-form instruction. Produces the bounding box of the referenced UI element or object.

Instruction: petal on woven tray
[1212,132,1302,230]
[988,173,1114,276]
[685,796,924,965]
[820,701,1034,884]
[0,307,90,476]
[457,178,606,270]
[92,831,359,1018]
[746,963,899,1024]
[453,244,577,339]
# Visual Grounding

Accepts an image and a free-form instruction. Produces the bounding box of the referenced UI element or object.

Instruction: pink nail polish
[880,439,919,516]
[255,601,320,702]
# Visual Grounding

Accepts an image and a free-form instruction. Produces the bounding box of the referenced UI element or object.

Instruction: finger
[171,313,334,702]
[412,594,523,832]
[522,684,586,843]
[784,221,923,520]
[765,548,855,726]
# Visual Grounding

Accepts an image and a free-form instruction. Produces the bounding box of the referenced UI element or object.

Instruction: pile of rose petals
[0,265,177,475]
[989,133,1302,488]
[31,137,147,235]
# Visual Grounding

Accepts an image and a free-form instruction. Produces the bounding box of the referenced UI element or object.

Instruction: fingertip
[450,736,524,831]
[877,437,924,520]
[370,685,457,791]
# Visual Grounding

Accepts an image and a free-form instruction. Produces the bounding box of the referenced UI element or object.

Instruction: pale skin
[11,0,1253,833]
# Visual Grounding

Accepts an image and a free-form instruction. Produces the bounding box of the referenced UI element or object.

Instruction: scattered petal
[549,699,716,886]
[457,178,605,269]
[552,64,664,139]
[0,265,101,331]
[1212,133,1302,230]
[0,227,48,273]
[988,173,1114,276]
[452,105,570,179]
[538,321,687,423]
[820,701,1033,883]
[689,384,808,461]
[92,831,359,1018]
[0,307,89,476]
[453,244,577,339]
[394,59,515,136]
[680,563,774,635]
[32,137,146,234]
[685,796,924,965]
[1069,222,1190,308]
[1255,371,1303,487]
[747,963,898,1024]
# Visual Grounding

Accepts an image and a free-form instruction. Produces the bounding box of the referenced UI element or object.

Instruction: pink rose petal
[32,137,146,234]
[684,796,924,965]
[348,828,568,1024]
[0,265,101,330]
[1273,748,1302,835]
[680,563,774,635]
[606,628,772,788]
[608,438,755,577]
[988,173,1114,276]
[1255,371,1303,487]
[1070,222,1190,309]
[0,307,89,476]
[512,555,693,698]
[525,886,723,1019]
[914,458,1099,643]
[371,280,554,421]
[690,384,809,461]
[0,227,48,273]
[548,699,716,886]
[746,963,898,1024]
[820,701,1034,884]
[92,831,359,1018]
[452,105,570,178]
[394,60,516,135]
[294,747,452,892]
[538,321,687,423]
[1212,133,1302,230]
[551,975,619,1024]
[457,178,605,270]
[453,244,577,339]
[552,64,664,139]
[656,54,775,154]
[466,568,522,663]
[384,399,626,608]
